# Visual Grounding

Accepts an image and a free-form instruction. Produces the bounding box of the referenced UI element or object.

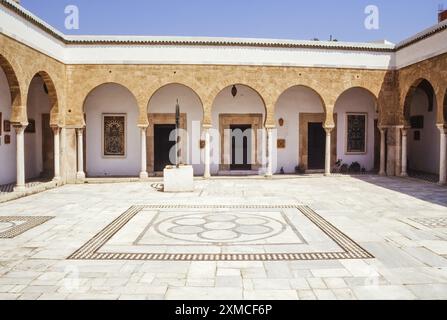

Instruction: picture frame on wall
[25,119,36,133]
[4,120,10,132]
[0,112,2,135]
[102,113,127,158]
[346,113,367,154]
[4,135,10,145]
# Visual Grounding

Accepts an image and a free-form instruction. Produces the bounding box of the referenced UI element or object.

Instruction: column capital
[323,125,334,134]
[265,125,276,130]
[436,124,447,133]
[13,124,27,134]
[202,124,212,130]
[138,124,149,129]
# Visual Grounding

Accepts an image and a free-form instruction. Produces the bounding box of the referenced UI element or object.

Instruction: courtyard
[0,175,447,300]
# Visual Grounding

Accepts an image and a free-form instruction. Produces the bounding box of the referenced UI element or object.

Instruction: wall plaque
[277,139,286,149]
[102,114,126,157]
[346,113,367,154]
[4,120,10,132]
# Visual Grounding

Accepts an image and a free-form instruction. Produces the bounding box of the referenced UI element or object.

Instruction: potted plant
[349,162,361,173]
[295,164,305,175]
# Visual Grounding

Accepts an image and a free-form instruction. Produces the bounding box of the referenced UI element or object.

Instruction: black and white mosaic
[0,216,54,238]
[409,217,447,229]
[69,205,373,261]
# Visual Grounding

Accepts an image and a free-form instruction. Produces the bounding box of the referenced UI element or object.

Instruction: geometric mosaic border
[0,216,54,238]
[68,205,374,261]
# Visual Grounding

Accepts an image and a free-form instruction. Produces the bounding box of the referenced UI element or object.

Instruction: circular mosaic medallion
[155,212,286,244]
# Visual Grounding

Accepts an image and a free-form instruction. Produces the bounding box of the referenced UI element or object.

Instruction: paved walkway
[0,175,446,300]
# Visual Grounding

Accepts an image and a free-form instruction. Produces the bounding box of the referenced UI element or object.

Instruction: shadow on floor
[352,174,447,208]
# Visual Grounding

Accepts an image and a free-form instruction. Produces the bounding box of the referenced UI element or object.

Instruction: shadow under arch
[29,71,60,126]
[82,82,139,114]
[402,78,436,126]
[0,54,22,122]
[146,82,205,120]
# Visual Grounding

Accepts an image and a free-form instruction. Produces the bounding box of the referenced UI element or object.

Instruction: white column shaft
[204,128,211,178]
[53,127,61,181]
[140,127,148,179]
[325,129,332,176]
[14,125,26,191]
[76,129,85,179]
[266,128,273,177]
[439,129,447,185]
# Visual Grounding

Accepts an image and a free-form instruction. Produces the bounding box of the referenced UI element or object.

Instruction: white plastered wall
[408,89,440,174]
[334,88,377,171]
[211,85,266,174]
[274,86,325,174]
[25,76,50,180]
[84,83,140,177]
[147,84,204,175]
[0,67,16,185]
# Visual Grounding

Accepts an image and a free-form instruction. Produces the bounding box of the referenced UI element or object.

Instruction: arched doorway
[333,87,378,173]
[0,55,19,186]
[211,84,266,174]
[275,85,327,173]
[83,83,140,177]
[403,79,439,180]
[25,73,57,181]
[147,83,204,175]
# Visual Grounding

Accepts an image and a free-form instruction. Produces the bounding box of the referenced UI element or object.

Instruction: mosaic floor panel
[0,216,54,238]
[409,217,447,228]
[69,205,373,261]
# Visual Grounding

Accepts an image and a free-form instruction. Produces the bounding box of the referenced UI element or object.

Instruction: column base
[438,181,446,186]
[379,171,386,176]
[139,172,149,180]
[204,173,211,179]
[76,172,86,180]
[53,176,61,182]
[401,173,408,177]
[13,185,26,192]
[324,173,331,177]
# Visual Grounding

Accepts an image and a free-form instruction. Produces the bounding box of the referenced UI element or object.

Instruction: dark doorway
[41,113,54,178]
[374,119,380,171]
[308,122,326,170]
[230,124,252,170]
[154,124,176,172]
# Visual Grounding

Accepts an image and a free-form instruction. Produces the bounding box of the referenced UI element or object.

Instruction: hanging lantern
[231,85,238,98]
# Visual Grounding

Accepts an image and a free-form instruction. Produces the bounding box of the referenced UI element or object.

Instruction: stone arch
[275,84,327,114]
[0,54,22,123]
[83,82,141,177]
[402,78,436,126]
[209,83,268,125]
[29,71,60,126]
[147,82,205,119]
[334,86,378,122]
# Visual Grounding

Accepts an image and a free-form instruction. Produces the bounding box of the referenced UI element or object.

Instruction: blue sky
[20,0,445,43]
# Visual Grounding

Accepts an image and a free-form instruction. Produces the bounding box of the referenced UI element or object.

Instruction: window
[346,113,367,154]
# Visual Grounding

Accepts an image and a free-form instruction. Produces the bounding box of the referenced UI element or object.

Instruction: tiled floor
[0,175,447,300]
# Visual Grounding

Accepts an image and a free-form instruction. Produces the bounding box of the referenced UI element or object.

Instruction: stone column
[52,126,61,181]
[266,127,273,177]
[401,127,408,177]
[139,126,148,179]
[379,127,387,176]
[76,128,85,180]
[324,126,334,176]
[203,125,211,179]
[13,125,27,192]
[438,125,447,185]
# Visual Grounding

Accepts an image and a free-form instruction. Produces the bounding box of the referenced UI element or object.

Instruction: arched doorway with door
[211,84,266,175]
[147,83,204,176]
[25,72,58,181]
[274,85,327,173]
